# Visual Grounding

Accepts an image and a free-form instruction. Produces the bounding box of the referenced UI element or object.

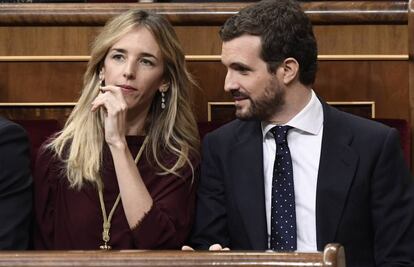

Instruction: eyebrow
[109,48,159,61]
[228,62,253,71]
[140,52,158,60]
[109,48,127,54]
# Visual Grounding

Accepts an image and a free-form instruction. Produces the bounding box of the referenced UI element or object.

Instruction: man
[0,117,32,249]
[186,0,414,266]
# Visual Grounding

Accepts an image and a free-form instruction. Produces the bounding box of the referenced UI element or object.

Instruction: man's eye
[238,68,249,75]
[235,66,249,74]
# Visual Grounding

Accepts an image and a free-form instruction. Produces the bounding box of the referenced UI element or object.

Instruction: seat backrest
[14,119,411,170]
[373,118,411,167]
[13,119,61,171]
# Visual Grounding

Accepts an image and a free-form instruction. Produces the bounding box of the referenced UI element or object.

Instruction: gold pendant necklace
[98,136,149,250]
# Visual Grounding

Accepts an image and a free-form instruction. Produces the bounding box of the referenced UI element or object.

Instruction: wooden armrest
[0,243,345,267]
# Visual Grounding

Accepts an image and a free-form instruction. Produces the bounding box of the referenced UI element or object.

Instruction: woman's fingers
[91,85,128,145]
[91,85,126,113]
[99,85,125,100]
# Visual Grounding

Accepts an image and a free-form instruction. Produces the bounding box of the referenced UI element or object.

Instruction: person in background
[185,0,414,266]
[34,9,200,250]
[0,117,32,249]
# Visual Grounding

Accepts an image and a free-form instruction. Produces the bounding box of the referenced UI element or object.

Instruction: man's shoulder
[326,104,391,135]
[0,117,26,136]
[0,116,13,128]
[204,119,259,140]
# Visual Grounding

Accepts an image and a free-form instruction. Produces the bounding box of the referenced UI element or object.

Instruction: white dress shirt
[262,90,324,252]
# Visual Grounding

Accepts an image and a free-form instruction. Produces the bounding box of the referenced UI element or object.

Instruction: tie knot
[270,125,292,145]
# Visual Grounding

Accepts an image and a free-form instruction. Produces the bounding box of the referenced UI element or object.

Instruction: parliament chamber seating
[1,0,414,169]
[14,117,412,171]
[4,2,414,265]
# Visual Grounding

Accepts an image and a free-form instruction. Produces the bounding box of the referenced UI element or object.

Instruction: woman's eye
[140,58,154,66]
[112,54,125,61]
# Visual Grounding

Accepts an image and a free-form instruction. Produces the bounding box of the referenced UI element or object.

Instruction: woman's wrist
[107,137,127,151]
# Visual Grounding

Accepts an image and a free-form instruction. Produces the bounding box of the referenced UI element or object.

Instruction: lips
[118,84,138,93]
[234,96,248,101]
[231,90,248,101]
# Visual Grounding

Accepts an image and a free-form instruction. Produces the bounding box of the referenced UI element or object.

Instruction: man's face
[221,34,285,121]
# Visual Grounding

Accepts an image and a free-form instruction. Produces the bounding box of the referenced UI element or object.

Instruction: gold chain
[98,136,149,250]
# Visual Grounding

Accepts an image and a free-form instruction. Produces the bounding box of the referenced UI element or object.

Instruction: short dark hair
[220,0,317,85]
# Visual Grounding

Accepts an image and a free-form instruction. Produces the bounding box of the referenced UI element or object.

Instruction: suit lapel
[315,103,359,250]
[230,121,267,250]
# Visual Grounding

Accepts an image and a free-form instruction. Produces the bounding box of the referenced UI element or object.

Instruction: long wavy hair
[48,9,200,189]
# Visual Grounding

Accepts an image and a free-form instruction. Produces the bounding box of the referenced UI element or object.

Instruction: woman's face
[101,26,166,112]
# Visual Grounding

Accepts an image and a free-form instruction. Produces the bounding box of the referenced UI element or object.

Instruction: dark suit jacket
[0,117,32,249]
[190,102,414,267]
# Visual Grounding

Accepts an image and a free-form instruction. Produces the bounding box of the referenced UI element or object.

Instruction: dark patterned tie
[270,125,297,251]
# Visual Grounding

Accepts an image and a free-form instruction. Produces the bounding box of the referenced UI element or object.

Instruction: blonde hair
[48,10,200,189]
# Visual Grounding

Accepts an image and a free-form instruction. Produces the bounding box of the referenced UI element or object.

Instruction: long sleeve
[33,136,199,250]
[33,147,57,249]
[130,161,198,249]
[189,133,230,249]
[0,120,32,250]
[370,128,414,266]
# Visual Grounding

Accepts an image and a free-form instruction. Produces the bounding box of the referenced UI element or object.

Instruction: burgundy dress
[34,136,198,250]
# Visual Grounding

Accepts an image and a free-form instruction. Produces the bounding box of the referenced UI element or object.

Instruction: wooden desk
[0,243,345,267]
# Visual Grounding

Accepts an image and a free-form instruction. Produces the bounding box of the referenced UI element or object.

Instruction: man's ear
[281,57,299,85]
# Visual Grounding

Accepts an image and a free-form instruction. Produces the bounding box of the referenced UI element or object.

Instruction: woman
[34,9,200,250]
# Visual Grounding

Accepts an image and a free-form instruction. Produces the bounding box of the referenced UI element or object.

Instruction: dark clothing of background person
[0,117,32,250]
[34,136,197,249]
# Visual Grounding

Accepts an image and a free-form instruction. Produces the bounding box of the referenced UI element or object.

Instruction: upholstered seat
[14,120,61,171]
[374,118,411,166]
[14,118,411,171]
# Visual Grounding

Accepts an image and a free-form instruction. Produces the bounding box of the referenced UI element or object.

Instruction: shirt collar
[261,89,324,138]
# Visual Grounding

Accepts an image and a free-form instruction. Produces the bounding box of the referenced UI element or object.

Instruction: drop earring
[161,91,166,109]
[99,71,105,88]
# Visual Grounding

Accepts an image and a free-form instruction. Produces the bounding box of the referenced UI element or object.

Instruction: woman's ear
[281,57,299,85]
[99,68,105,81]
[159,82,170,93]
[98,69,106,87]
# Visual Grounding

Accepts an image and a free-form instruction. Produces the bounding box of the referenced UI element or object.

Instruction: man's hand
[181,244,230,251]
[208,244,230,250]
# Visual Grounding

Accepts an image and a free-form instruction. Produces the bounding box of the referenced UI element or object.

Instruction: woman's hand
[91,85,127,148]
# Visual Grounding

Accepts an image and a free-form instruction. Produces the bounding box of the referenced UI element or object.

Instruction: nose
[224,70,237,93]
[123,60,136,80]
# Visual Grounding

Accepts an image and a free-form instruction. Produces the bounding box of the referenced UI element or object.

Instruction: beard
[235,77,285,121]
